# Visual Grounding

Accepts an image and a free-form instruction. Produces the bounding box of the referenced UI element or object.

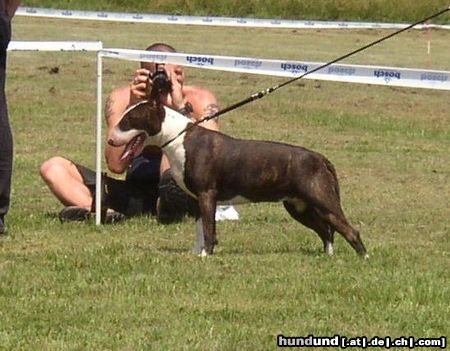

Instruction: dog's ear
[146,80,166,128]
[153,99,168,135]
[144,86,165,125]
[147,77,163,108]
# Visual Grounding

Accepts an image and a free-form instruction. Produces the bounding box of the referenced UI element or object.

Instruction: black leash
[161,6,450,148]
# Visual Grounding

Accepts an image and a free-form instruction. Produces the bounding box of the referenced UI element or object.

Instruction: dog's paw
[200,248,209,257]
[198,248,214,258]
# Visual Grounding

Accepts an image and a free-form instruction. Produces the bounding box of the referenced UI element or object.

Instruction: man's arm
[5,0,21,20]
[187,86,219,132]
[200,101,220,132]
[104,86,132,174]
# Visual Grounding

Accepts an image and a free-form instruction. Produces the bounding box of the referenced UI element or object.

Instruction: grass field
[1,15,449,350]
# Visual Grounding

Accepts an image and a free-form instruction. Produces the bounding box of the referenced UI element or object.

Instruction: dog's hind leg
[297,161,368,257]
[283,200,335,255]
[301,193,367,257]
[315,207,368,258]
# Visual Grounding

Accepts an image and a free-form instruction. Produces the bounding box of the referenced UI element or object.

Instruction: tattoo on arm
[204,103,219,117]
[104,96,114,121]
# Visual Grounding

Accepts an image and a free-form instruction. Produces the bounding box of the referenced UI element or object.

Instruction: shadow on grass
[223,246,322,257]
[158,245,322,257]
[43,212,59,220]
[158,247,190,254]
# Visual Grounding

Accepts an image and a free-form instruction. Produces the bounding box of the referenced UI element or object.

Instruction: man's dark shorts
[76,154,160,217]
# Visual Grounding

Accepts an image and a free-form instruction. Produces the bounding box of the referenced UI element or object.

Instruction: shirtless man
[40,43,238,223]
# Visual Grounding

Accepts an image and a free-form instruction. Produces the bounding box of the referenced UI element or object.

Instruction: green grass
[1,15,449,350]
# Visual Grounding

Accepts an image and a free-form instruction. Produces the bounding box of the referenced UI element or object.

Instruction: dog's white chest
[164,137,195,197]
[159,109,196,198]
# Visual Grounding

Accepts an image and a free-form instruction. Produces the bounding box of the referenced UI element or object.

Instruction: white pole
[95,51,103,225]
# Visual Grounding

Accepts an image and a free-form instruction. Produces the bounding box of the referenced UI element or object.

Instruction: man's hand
[129,68,150,105]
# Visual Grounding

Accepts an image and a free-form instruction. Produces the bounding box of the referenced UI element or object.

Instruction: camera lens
[152,68,172,95]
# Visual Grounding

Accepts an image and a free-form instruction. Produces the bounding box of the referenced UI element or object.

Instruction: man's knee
[39,156,70,183]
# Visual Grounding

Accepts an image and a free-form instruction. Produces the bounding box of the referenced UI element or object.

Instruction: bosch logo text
[186,56,214,65]
[281,63,308,73]
[328,66,356,76]
[234,60,262,69]
[420,73,448,82]
[139,53,167,62]
[374,69,401,82]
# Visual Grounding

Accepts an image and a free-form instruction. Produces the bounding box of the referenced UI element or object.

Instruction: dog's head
[108,100,165,161]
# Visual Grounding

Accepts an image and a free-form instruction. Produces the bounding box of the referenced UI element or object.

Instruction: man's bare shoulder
[183,85,217,103]
[183,85,220,129]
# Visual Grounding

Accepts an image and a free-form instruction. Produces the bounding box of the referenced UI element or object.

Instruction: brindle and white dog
[108,99,368,258]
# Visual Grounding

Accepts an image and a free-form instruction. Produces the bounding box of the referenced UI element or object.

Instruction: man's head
[140,43,185,87]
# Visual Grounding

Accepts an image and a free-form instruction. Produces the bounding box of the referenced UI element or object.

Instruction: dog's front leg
[197,191,217,256]
[192,218,204,254]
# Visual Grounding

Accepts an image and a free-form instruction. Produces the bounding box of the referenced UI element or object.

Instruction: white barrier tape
[7,42,450,90]
[16,7,450,30]
[101,49,450,91]
[8,40,103,51]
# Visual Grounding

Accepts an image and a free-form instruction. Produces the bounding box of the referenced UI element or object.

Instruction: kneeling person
[40,42,238,223]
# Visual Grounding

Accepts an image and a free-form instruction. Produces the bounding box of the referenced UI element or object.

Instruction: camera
[151,66,172,95]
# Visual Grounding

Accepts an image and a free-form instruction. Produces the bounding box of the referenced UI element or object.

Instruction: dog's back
[183,126,337,204]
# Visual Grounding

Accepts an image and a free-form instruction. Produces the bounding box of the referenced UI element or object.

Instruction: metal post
[95,51,103,225]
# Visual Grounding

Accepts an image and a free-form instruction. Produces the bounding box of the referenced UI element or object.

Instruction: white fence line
[16,6,450,30]
[7,40,103,51]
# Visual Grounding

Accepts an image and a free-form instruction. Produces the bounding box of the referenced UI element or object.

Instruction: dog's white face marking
[108,101,150,158]
[110,128,145,146]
